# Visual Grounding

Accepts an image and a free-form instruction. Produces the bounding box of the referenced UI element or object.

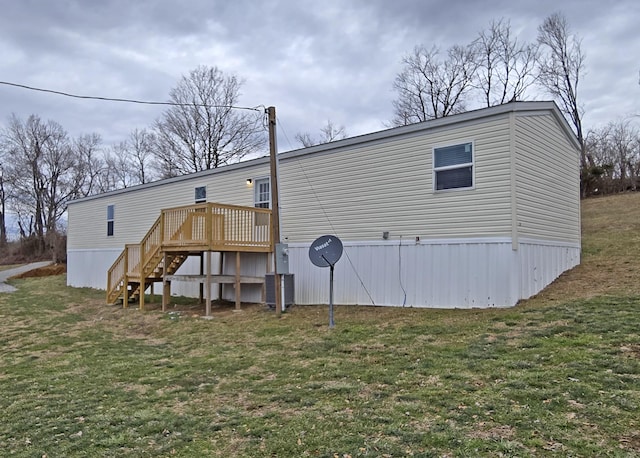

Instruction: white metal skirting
[286,238,580,308]
[67,248,122,290]
[517,240,580,299]
[68,238,579,308]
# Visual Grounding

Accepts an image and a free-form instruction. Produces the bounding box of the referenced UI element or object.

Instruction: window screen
[433,143,473,191]
[195,186,206,203]
[107,205,115,236]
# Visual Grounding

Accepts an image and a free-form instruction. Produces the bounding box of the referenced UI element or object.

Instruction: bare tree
[153,65,266,177]
[1,114,89,254]
[73,133,104,197]
[128,128,156,184]
[608,119,640,191]
[537,13,589,169]
[583,120,640,195]
[473,18,538,106]
[392,44,477,126]
[295,120,347,147]
[104,142,137,190]
[584,126,616,195]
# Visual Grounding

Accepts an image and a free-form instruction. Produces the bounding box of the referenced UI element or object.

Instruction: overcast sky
[1,0,638,152]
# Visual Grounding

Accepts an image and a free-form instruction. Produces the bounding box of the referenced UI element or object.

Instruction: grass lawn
[1,194,639,457]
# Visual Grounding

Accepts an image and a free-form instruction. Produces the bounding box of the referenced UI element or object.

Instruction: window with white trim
[195,186,206,203]
[254,178,270,208]
[107,205,115,236]
[433,142,473,191]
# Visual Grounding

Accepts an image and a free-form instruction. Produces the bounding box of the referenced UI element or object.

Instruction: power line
[0,80,262,111]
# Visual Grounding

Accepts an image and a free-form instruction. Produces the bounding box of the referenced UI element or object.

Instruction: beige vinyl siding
[279,115,513,243]
[514,113,580,243]
[67,162,270,250]
[68,102,579,250]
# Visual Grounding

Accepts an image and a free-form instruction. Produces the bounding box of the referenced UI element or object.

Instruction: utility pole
[267,106,282,316]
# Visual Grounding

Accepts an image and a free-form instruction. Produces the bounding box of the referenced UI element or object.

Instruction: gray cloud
[1,0,638,150]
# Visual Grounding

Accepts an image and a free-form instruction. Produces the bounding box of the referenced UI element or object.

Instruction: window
[254,178,270,208]
[433,142,473,191]
[107,205,115,236]
[195,186,206,203]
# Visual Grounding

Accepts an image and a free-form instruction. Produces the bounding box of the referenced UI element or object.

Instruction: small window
[195,186,206,203]
[254,178,270,208]
[107,205,115,236]
[433,142,473,191]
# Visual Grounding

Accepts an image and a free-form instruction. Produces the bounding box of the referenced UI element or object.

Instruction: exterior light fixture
[246,178,252,185]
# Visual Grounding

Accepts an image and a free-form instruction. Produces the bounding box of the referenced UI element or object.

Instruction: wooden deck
[106,202,272,313]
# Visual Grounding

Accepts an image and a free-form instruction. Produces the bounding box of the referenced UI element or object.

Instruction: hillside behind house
[525,192,640,305]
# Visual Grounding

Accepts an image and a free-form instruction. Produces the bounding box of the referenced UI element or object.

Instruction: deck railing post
[206,203,213,250]
[160,211,165,246]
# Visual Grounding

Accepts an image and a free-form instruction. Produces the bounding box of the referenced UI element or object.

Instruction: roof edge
[280,101,580,161]
[69,101,579,205]
[69,154,270,204]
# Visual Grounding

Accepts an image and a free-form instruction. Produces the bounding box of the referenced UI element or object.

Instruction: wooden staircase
[106,202,272,308]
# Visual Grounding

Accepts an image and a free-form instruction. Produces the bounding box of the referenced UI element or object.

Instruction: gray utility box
[265,273,295,309]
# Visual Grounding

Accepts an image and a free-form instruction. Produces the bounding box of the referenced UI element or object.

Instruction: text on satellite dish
[314,238,332,251]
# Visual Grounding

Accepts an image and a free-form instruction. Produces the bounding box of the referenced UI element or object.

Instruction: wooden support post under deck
[162,253,169,312]
[199,253,204,304]
[123,276,129,309]
[218,252,224,301]
[139,282,145,311]
[162,281,171,312]
[235,251,241,311]
[150,283,154,303]
[205,251,212,316]
[139,243,145,311]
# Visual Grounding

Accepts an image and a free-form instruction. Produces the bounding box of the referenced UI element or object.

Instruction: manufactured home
[67,101,581,308]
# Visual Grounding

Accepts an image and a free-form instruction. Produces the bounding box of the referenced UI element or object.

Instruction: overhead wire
[276,116,377,306]
[0,80,263,111]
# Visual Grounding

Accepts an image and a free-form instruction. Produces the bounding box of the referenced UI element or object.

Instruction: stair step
[109,247,190,305]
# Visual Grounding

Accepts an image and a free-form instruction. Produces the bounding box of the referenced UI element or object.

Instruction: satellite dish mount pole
[329,262,335,328]
[322,255,335,328]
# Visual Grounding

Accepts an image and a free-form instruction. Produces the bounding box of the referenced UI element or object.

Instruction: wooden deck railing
[106,202,272,303]
[162,203,272,251]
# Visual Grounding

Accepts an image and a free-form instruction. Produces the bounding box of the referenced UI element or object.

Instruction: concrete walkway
[0,261,52,293]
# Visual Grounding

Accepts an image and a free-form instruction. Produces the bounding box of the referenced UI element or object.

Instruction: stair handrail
[139,216,162,278]
[106,249,127,303]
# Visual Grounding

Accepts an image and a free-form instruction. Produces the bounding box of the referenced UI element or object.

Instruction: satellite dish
[309,235,343,267]
[309,235,343,328]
